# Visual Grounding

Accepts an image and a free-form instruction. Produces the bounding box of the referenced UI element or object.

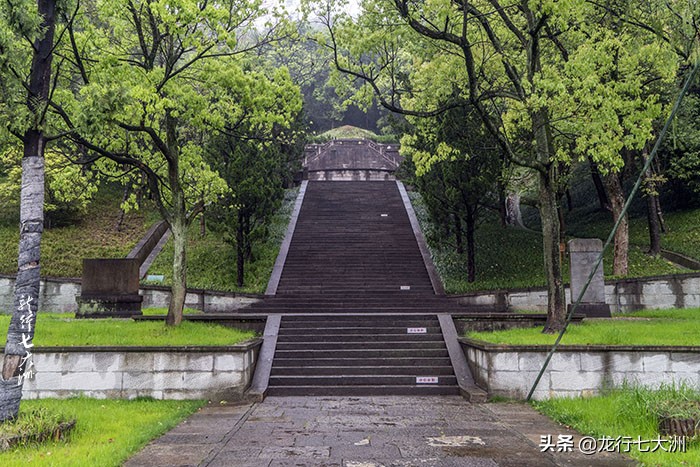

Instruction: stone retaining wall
[451,273,700,313]
[461,339,700,400]
[3,272,699,314]
[0,275,261,313]
[18,339,262,400]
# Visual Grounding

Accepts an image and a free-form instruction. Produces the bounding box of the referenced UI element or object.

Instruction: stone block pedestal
[568,238,611,317]
[76,259,143,318]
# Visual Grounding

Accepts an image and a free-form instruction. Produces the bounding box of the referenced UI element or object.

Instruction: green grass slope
[0,186,156,278]
[409,191,683,294]
[145,187,298,293]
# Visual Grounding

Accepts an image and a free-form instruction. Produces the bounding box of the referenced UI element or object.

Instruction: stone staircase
[268,314,457,396]
[247,181,482,397]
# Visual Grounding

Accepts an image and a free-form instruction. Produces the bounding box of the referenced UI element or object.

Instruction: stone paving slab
[124,396,637,467]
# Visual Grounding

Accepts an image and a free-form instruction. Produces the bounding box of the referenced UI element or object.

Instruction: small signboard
[407,327,427,334]
[400,285,411,290]
[416,377,439,384]
[380,214,389,217]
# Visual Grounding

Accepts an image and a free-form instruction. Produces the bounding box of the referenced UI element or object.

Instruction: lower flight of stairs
[266,314,459,396]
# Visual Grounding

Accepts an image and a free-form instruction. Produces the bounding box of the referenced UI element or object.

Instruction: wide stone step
[275,341,446,351]
[277,333,443,342]
[268,375,458,387]
[265,385,460,396]
[273,348,449,359]
[272,357,452,367]
[245,308,453,314]
[278,319,439,328]
[270,366,456,376]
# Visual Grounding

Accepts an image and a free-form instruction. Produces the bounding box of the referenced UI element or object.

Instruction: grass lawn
[0,398,205,466]
[0,185,156,278]
[533,384,700,466]
[408,191,683,294]
[467,309,700,346]
[567,204,700,263]
[0,313,255,347]
[146,187,298,293]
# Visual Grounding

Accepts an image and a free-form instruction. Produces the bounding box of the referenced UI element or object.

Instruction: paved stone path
[125,396,635,467]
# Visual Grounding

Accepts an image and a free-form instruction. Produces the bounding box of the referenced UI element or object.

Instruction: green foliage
[468,308,700,346]
[662,91,700,205]
[203,69,304,286]
[146,187,298,293]
[0,147,98,227]
[0,406,72,450]
[533,384,700,466]
[0,398,204,466]
[0,313,255,347]
[409,190,682,293]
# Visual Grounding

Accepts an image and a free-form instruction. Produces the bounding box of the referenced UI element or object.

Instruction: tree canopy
[309,0,687,331]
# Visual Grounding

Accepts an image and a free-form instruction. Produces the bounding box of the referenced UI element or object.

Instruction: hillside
[0,185,155,278]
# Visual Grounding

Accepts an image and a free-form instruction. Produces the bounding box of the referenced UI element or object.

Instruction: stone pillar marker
[568,238,611,317]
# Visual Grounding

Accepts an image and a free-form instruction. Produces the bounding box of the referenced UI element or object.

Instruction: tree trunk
[539,170,567,333]
[605,173,629,276]
[454,214,463,255]
[164,112,186,327]
[0,0,57,422]
[644,166,662,255]
[498,181,507,227]
[236,211,245,287]
[646,191,661,256]
[505,193,524,228]
[465,206,476,283]
[166,215,186,326]
[199,195,206,237]
[115,184,130,231]
[588,158,611,211]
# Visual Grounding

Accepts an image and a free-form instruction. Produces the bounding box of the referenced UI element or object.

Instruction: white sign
[400,285,411,290]
[416,377,439,384]
[407,327,427,334]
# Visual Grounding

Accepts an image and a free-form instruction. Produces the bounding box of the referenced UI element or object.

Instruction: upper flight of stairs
[276,181,433,295]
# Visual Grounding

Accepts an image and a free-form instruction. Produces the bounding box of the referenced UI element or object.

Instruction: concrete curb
[396,181,445,295]
[265,182,307,296]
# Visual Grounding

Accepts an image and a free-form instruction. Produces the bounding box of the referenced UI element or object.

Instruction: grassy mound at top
[312,125,398,143]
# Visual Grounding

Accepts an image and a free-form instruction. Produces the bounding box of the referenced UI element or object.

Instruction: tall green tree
[0,0,60,422]
[312,0,676,331]
[401,105,503,282]
[49,0,294,326]
[206,68,304,287]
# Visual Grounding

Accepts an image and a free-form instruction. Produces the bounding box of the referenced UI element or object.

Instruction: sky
[273,0,362,17]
